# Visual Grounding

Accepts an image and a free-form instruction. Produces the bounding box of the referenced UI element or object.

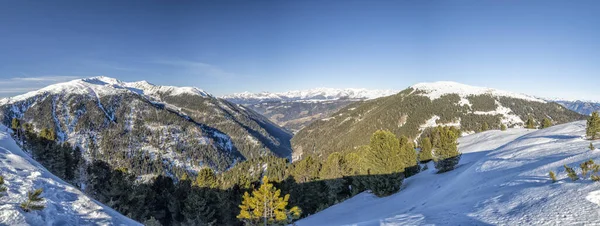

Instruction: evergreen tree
[500,124,507,131]
[319,152,349,203]
[418,137,433,163]
[481,122,489,131]
[564,165,578,181]
[364,130,404,174]
[399,136,419,177]
[142,217,163,226]
[541,118,552,129]
[432,126,461,173]
[549,171,557,183]
[11,118,20,131]
[194,168,218,188]
[525,116,536,129]
[20,188,45,212]
[590,142,596,151]
[290,155,321,183]
[237,176,301,226]
[587,112,600,140]
[0,175,7,197]
[581,159,596,178]
[182,189,216,225]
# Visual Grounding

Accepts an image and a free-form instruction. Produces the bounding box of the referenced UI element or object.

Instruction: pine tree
[418,137,433,163]
[590,142,596,151]
[432,126,461,173]
[11,118,20,131]
[194,168,218,188]
[564,165,578,181]
[587,111,600,140]
[549,171,557,183]
[525,116,536,129]
[541,118,552,129]
[20,188,45,212]
[0,175,7,197]
[364,130,404,174]
[237,176,301,226]
[290,155,321,183]
[481,122,489,131]
[500,124,507,131]
[581,159,595,178]
[142,217,163,226]
[182,189,216,225]
[399,136,418,176]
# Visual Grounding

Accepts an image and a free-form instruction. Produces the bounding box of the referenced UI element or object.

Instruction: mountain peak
[222,88,398,104]
[410,81,545,103]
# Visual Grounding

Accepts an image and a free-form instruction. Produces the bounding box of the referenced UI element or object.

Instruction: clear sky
[1,0,599,100]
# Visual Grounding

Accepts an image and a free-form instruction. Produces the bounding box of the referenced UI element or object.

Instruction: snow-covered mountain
[0,125,140,225]
[222,88,397,105]
[553,100,600,116]
[292,81,585,160]
[0,76,292,173]
[298,121,600,225]
[411,81,545,103]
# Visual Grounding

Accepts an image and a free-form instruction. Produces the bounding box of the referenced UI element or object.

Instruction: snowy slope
[298,121,600,226]
[0,125,140,226]
[411,81,546,103]
[222,88,397,104]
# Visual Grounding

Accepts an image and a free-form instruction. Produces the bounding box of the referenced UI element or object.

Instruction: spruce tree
[237,176,301,225]
[418,137,433,163]
[399,136,418,177]
[432,126,461,173]
[525,116,536,129]
[364,130,404,174]
[587,111,600,140]
[0,175,7,197]
[194,168,218,188]
[500,124,507,131]
[481,122,489,131]
[549,171,557,183]
[20,188,45,212]
[564,165,578,181]
[541,118,552,129]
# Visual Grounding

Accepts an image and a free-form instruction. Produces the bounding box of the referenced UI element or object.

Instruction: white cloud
[153,59,237,79]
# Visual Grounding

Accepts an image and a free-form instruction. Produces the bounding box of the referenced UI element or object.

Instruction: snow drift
[0,125,140,226]
[298,121,600,225]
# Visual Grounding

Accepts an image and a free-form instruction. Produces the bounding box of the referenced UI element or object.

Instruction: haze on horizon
[1,0,599,101]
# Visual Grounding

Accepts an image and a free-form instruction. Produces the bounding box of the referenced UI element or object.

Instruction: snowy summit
[411,81,546,103]
[0,76,211,106]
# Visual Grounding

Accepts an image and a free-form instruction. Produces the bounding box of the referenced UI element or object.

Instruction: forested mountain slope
[0,125,140,225]
[298,121,600,225]
[554,100,600,116]
[292,81,585,160]
[0,76,292,173]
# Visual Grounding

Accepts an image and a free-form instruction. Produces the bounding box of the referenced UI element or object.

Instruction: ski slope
[298,121,600,226]
[0,125,140,226]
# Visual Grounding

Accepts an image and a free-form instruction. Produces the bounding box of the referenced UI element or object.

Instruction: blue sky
[0,0,599,100]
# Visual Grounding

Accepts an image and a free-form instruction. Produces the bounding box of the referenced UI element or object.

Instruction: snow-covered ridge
[0,125,140,225]
[411,81,546,103]
[222,88,398,103]
[0,76,211,105]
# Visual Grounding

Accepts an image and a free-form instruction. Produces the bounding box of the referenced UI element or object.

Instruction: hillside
[223,88,396,133]
[298,121,600,225]
[554,100,600,116]
[292,81,585,160]
[0,125,140,225]
[0,76,292,173]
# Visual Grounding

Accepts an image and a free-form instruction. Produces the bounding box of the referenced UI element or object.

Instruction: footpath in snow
[0,125,140,226]
[298,121,600,226]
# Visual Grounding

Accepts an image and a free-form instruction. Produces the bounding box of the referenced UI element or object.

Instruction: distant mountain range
[552,100,600,116]
[0,76,292,173]
[222,88,397,133]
